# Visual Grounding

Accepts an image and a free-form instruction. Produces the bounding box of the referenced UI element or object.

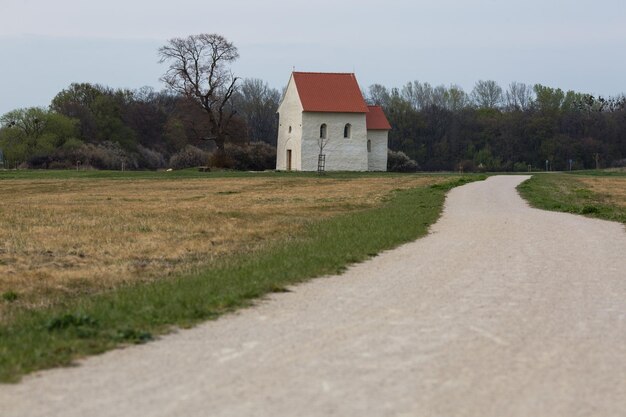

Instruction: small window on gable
[320,123,327,139]
[367,139,372,152]
[288,126,292,133]
[344,123,351,138]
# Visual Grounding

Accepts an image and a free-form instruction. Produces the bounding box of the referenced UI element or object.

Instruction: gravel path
[2,175,626,417]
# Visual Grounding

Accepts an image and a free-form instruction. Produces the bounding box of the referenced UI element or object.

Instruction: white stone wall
[367,130,389,171]
[276,76,303,170]
[301,112,368,171]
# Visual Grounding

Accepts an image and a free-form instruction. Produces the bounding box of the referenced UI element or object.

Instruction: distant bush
[137,145,166,170]
[514,162,530,172]
[221,142,276,171]
[75,141,135,170]
[208,149,234,169]
[26,141,168,171]
[25,141,276,171]
[458,159,476,172]
[169,145,210,169]
[611,158,626,168]
[26,155,52,169]
[387,150,419,172]
[48,160,75,170]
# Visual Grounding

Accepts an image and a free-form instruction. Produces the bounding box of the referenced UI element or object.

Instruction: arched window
[367,139,372,152]
[320,123,327,139]
[344,123,351,138]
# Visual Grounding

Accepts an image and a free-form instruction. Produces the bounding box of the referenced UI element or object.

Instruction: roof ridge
[292,71,355,76]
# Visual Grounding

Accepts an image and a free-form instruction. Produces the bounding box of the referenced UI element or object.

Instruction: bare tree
[505,82,534,111]
[447,84,469,111]
[317,123,330,173]
[431,85,449,108]
[471,80,503,109]
[367,84,391,107]
[401,81,434,110]
[158,33,239,151]
[400,81,419,109]
[232,78,280,145]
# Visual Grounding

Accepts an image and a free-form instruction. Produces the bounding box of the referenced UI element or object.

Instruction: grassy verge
[0,175,483,382]
[568,169,626,177]
[518,173,626,224]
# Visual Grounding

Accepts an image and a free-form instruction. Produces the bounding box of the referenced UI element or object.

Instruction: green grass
[518,173,626,224]
[0,175,484,382]
[568,169,626,177]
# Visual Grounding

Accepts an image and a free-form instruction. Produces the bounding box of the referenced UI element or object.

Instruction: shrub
[169,145,210,169]
[219,142,276,171]
[611,158,626,168]
[27,155,53,169]
[458,159,476,172]
[387,150,419,172]
[48,160,75,170]
[209,150,235,169]
[73,141,136,170]
[581,205,600,214]
[514,162,530,172]
[2,291,18,302]
[246,142,277,170]
[35,141,163,170]
[137,145,166,170]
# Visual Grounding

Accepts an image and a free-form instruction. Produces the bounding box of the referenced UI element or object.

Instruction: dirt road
[2,175,625,417]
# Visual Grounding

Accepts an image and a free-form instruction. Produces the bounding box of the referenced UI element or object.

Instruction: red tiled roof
[366,105,392,130]
[292,72,369,113]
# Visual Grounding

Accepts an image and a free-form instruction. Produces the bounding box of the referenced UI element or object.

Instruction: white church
[276,72,391,171]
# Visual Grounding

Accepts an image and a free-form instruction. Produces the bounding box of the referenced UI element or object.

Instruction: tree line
[369,80,626,171]
[0,79,280,170]
[0,33,624,171]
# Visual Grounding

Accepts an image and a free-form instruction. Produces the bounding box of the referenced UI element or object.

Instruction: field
[11,170,623,382]
[0,174,445,318]
[577,177,626,208]
[517,171,626,223]
[0,171,480,381]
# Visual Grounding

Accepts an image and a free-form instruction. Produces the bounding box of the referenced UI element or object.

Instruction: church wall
[276,77,303,170]
[301,112,368,171]
[367,130,388,171]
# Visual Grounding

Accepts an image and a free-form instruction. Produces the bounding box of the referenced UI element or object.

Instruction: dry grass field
[578,177,626,207]
[518,172,626,227]
[0,175,443,317]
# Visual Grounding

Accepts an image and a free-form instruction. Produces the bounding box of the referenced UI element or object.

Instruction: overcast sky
[1,0,625,115]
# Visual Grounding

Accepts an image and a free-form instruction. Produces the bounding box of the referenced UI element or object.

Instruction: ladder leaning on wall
[317,154,326,174]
